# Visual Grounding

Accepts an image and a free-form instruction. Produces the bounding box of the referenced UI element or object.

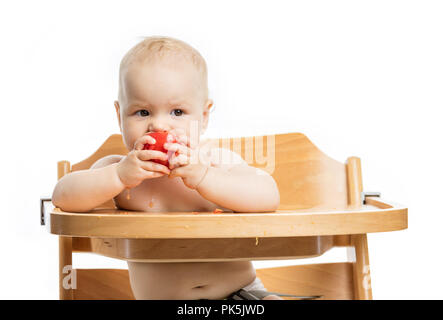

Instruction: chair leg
[346,157,373,299]
[350,234,372,300]
[59,236,74,300]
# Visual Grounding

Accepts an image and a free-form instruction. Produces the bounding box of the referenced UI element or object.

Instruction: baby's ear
[201,99,213,133]
[114,101,122,131]
[206,99,214,113]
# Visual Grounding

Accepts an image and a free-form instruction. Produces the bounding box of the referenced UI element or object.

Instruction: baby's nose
[149,123,171,133]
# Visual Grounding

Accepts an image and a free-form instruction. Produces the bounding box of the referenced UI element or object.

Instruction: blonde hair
[118,36,208,102]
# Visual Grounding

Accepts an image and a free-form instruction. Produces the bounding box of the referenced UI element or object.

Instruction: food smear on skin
[148,196,154,208]
[126,188,131,200]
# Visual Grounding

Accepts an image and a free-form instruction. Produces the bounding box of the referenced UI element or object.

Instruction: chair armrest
[363,196,405,209]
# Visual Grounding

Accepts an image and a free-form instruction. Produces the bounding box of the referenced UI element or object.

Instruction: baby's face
[115,59,212,151]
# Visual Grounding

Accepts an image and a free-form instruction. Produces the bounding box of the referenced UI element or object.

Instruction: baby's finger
[144,134,157,145]
[141,161,171,175]
[137,150,168,162]
[168,166,186,179]
[134,135,156,150]
[175,133,189,146]
[144,171,166,179]
[168,154,190,169]
[164,142,190,156]
[169,129,188,144]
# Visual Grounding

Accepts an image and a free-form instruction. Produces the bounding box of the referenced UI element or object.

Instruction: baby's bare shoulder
[90,154,124,169]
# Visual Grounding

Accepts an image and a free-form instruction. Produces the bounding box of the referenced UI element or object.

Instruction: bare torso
[111,145,256,299]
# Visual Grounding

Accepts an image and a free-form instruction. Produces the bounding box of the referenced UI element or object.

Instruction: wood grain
[346,156,373,300]
[57,160,73,300]
[50,132,407,300]
[257,263,355,300]
[51,202,407,239]
[73,269,135,300]
[70,264,354,300]
[72,236,334,262]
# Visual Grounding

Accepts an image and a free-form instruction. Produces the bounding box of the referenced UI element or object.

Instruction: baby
[52,36,281,300]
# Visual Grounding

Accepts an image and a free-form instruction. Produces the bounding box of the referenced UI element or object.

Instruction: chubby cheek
[181,119,203,142]
[121,120,145,150]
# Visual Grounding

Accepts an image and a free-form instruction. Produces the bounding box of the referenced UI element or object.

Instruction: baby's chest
[114,176,221,213]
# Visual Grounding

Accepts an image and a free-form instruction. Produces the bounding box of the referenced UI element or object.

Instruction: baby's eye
[171,109,184,117]
[136,110,149,117]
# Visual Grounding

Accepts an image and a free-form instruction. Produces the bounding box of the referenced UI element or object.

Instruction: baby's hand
[167,127,193,148]
[164,138,211,190]
[116,135,171,189]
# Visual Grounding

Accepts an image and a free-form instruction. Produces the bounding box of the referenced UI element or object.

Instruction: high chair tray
[50,197,407,239]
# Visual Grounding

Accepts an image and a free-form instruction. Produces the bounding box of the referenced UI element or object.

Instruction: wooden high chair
[42,132,407,300]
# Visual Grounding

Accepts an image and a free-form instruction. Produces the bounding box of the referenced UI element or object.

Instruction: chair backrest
[69,132,348,210]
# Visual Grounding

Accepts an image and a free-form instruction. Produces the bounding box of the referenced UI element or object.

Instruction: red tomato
[143,131,179,167]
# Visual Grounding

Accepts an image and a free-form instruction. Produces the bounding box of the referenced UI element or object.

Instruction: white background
[0,0,442,299]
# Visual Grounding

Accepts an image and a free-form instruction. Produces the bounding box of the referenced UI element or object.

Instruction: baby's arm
[197,151,280,213]
[52,134,171,212]
[52,156,125,212]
